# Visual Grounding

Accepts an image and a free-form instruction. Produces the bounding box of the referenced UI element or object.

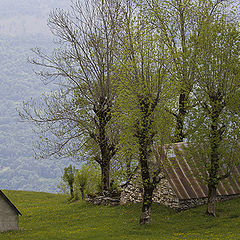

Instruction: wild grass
[1,190,240,240]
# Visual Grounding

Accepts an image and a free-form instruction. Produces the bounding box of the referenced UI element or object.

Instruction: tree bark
[140,182,154,225]
[173,3,189,143]
[174,92,187,142]
[70,185,74,199]
[80,188,85,200]
[101,161,110,192]
[206,183,217,217]
[206,101,222,216]
[138,98,155,225]
[139,151,154,225]
[95,99,113,192]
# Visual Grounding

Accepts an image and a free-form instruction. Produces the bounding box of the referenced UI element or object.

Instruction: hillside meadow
[1,190,240,240]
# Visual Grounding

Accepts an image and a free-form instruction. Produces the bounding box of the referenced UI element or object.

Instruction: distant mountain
[0,0,78,193]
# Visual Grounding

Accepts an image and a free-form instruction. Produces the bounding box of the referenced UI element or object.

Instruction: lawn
[1,190,240,240]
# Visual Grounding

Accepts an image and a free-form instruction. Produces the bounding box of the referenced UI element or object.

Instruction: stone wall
[178,198,207,210]
[120,171,240,210]
[178,194,240,211]
[120,171,180,209]
[120,173,143,204]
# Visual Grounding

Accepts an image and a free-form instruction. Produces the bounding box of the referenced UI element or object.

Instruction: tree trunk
[173,4,188,143]
[140,184,154,225]
[137,96,156,225]
[97,101,112,192]
[80,188,85,200]
[206,184,217,217]
[174,92,187,143]
[101,161,110,192]
[206,103,222,217]
[70,185,74,199]
[139,130,154,224]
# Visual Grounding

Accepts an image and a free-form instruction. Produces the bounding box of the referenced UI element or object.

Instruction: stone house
[120,142,240,210]
[0,190,22,232]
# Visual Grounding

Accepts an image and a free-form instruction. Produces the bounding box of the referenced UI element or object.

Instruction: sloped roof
[155,142,240,200]
[0,190,22,216]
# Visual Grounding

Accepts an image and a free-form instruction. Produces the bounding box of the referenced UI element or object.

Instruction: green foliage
[59,163,101,200]
[186,13,240,179]
[114,5,174,157]
[62,165,76,199]
[75,170,88,195]
[113,3,176,224]
[138,0,239,143]
[2,190,240,239]
[182,5,240,215]
[62,165,76,186]
[74,163,101,198]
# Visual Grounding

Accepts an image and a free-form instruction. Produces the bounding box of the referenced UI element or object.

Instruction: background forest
[0,0,75,192]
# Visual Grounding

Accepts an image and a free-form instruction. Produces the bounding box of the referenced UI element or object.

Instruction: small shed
[0,190,22,232]
[120,142,240,210]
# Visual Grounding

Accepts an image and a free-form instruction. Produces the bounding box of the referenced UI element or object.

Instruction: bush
[74,163,101,199]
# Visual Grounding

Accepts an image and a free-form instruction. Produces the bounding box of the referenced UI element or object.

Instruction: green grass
[1,190,240,240]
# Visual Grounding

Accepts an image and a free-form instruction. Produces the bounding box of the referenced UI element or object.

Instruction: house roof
[0,190,22,216]
[155,142,240,200]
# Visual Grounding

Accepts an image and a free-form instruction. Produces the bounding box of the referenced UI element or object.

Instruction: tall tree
[115,2,173,224]
[20,0,122,191]
[187,13,240,216]
[139,0,237,142]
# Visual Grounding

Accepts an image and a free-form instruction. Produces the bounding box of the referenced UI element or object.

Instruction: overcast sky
[0,0,71,36]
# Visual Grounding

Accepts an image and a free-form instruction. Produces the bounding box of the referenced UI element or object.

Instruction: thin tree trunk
[80,188,85,200]
[70,185,74,199]
[173,4,189,143]
[174,92,187,142]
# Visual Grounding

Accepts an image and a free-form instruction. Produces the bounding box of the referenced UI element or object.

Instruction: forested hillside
[0,0,76,192]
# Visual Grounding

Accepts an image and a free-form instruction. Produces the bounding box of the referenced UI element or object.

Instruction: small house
[0,190,22,232]
[120,142,240,210]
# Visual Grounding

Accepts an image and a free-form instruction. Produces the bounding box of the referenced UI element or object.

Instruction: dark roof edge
[0,190,22,216]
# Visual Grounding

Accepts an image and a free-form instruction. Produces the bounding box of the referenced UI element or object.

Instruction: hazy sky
[0,0,71,36]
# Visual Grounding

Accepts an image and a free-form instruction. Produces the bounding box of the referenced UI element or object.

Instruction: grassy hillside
[1,190,240,240]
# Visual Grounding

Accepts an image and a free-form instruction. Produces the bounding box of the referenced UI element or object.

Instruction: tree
[139,0,238,142]
[187,13,240,216]
[62,165,76,199]
[19,0,122,191]
[74,163,101,200]
[75,169,88,200]
[114,2,173,224]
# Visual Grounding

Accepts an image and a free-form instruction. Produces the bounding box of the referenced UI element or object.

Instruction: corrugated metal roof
[155,142,240,200]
